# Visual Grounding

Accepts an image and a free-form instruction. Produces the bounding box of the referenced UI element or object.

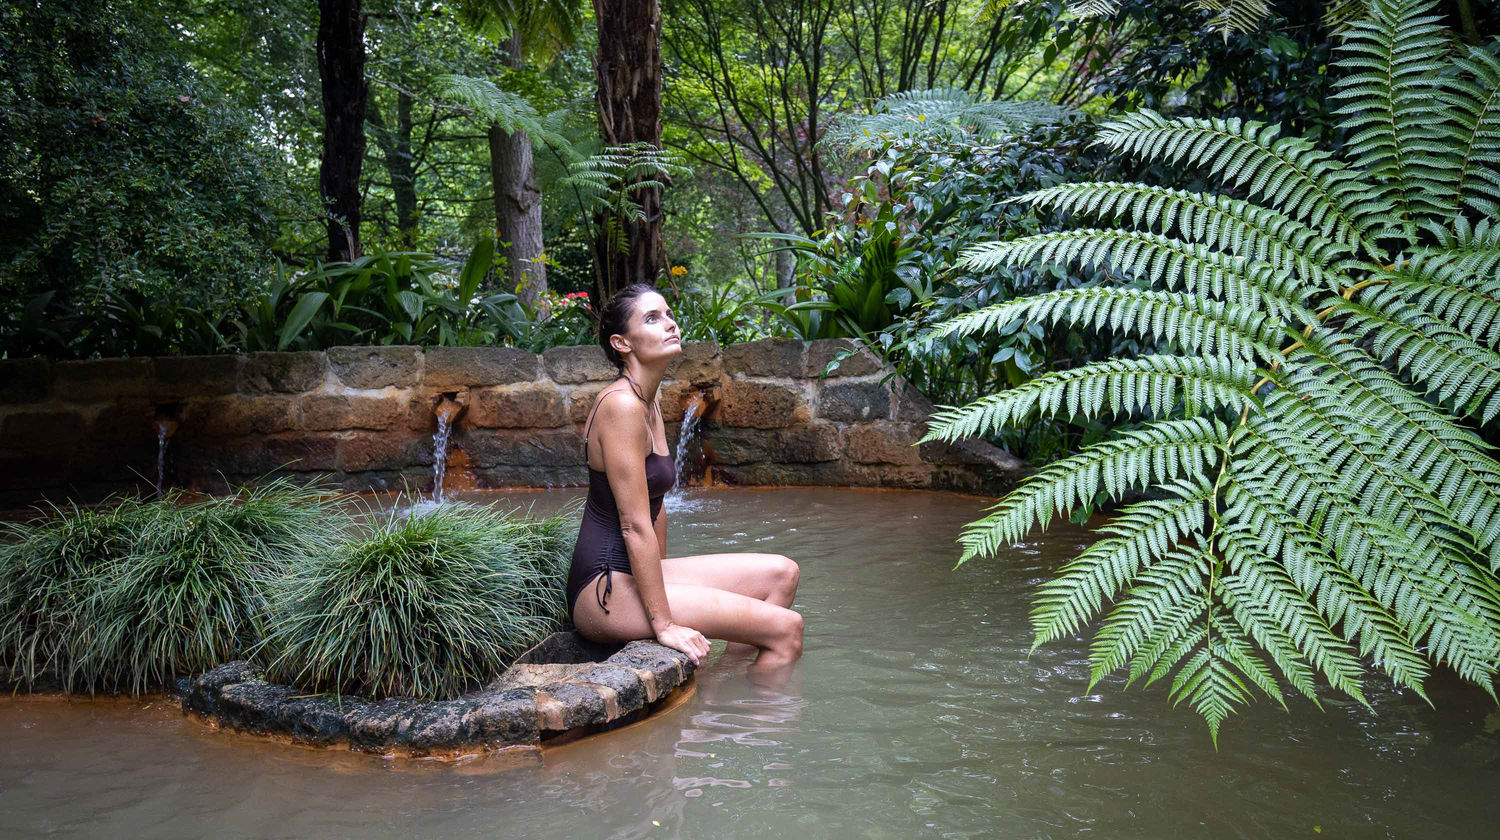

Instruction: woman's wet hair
[597,283,660,372]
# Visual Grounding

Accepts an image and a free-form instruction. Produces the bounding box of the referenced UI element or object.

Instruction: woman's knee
[773,608,804,655]
[766,553,799,597]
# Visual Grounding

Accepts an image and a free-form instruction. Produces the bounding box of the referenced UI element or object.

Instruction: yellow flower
[670,265,688,276]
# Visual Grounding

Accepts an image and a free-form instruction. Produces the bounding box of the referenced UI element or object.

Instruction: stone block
[468,384,568,429]
[328,345,421,389]
[702,428,774,465]
[425,346,540,389]
[466,687,541,744]
[542,345,616,384]
[182,396,299,437]
[2,409,85,448]
[339,431,432,472]
[301,394,403,431]
[570,664,648,717]
[153,355,242,397]
[805,338,883,378]
[567,386,604,424]
[665,341,721,384]
[264,434,340,471]
[471,465,587,489]
[534,680,608,730]
[241,352,327,393]
[456,428,585,468]
[774,422,843,463]
[845,422,924,465]
[85,399,156,447]
[892,381,936,422]
[918,437,1025,471]
[713,380,808,429]
[0,358,51,403]
[817,381,892,422]
[722,338,804,378]
[53,358,153,402]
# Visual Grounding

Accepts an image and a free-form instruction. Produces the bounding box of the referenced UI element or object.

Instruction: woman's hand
[655,622,710,667]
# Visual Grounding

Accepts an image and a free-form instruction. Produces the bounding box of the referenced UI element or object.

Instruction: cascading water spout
[153,417,177,497]
[670,393,707,497]
[431,397,465,505]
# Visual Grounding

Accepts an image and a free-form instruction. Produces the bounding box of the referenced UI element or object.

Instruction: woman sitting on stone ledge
[566,284,804,680]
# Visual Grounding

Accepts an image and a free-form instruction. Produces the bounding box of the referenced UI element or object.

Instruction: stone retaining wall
[0,339,1025,506]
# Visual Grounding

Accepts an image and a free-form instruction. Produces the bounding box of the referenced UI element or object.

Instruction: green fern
[826,88,1074,151]
[928,0,1500,744]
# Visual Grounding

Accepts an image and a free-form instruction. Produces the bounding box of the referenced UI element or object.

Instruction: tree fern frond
[1377,257,1500,350]
[1330,0,1453,220]
[953,418,1228,562]
[959,228,1315,321]
[1438,44,1500,216]
[1224,473,1431,694]
[435,75,573,152]
[930,283,1284,363]
[923,357,1254,443]
[827,89,1073,150]
[1091,547,1208,685]
[1093,110,1375,247]
[1169,631,1249,747]
[1335,292,1500,423]
[1291,332,1500,568]
[1197,0,1274,35]
[1218,527,1368,707]
[1015,182,1357,289]
[1240,409,1500,688]
[1416,216,1500,278]
[1030,478,1214,649]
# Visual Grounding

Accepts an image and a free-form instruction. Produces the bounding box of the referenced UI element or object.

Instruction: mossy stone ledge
[177,632,695,757]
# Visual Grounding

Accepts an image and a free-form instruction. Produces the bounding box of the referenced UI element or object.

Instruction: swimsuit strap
[581,375,660,465]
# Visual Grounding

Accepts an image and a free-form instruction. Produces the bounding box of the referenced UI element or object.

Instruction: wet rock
[845,422,924,465]
[775,422,843,463]
[723,338,803,378]
[300,393,403,431]
[468,384,568,429]
[182,395,300,437]
[154,355,242,397]
[426,347,540,389]
[714,380,808,429]
[328,346,421,389]
[666,341,722,384]
[805,339,882,378]
[543,345,618,384]
[338,431,432,472]
[241,352,327,393]
[817,381,892,422]
[2,410,85,448]
[54,358,154,402]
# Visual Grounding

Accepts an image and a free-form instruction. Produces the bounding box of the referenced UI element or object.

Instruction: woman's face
[616,291,681,365]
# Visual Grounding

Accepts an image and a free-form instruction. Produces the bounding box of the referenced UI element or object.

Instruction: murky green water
[3,487,1498,838]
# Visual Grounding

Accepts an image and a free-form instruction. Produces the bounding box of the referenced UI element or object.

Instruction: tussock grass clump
[0,496,151,689]
[259,499,579,701]
[0,478,345,694]
[79,480,345,694]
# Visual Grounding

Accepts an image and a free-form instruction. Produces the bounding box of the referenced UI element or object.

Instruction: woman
[566,284,804,674]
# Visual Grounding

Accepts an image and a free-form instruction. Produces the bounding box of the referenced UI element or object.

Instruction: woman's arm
[654,507,667,558]
[596,391,705,661]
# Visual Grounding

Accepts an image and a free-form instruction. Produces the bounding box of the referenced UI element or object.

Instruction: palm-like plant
[924,0,1500,742]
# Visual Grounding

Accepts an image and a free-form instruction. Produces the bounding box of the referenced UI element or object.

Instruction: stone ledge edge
[177,636,694,757]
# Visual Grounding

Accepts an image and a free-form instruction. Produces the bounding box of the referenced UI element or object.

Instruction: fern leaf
[1441,46,1500,217]
[923,357,1254,443]
[1091,547,1208,686]
[931,284,1284,363]
[954,418,1228,562]
[1093,110,1375,248]
[1030,478,1214,649]
[1016,182,1356,291]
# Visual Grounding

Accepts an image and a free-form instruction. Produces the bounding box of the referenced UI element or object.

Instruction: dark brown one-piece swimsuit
[565,384,677,621]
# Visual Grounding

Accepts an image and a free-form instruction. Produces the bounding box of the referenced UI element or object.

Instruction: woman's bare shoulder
[594,385,647,424]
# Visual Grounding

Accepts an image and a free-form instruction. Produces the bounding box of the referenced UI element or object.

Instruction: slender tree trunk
[491,33,547,308]
[368,89,419,247]
[593,0,665,302]
[317,0,367,262]
[774,216,795,289]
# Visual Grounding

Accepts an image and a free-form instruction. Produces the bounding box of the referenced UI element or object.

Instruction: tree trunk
[368,89,418,247]
[317,0,368,262]
[592,0,665,302]
[491,33,547,308]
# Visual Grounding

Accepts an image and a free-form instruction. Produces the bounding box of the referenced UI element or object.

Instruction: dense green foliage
[0,486,578,699]
[0,480,338,693]
[258,499,577,700]
[925,0,1500,742]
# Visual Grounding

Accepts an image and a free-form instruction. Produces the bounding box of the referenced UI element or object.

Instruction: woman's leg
[659,553,800,608]
[572,575,803,668]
